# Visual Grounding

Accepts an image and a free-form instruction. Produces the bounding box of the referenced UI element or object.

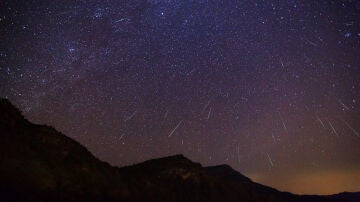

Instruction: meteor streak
[341,119,359,137]
[168,120,183,137]
[266,153,274,167]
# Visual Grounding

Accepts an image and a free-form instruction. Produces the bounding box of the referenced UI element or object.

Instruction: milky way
[1,0,360,194]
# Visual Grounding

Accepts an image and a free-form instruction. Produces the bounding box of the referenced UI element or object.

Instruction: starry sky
[1,0,360,195]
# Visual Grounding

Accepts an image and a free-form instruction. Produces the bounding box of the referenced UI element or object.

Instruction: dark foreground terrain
[0,98,358,202]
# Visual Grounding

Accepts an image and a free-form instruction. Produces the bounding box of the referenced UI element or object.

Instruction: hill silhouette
[0,98,358,202]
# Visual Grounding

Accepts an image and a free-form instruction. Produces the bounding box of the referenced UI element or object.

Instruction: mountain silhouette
[0,98,358,202]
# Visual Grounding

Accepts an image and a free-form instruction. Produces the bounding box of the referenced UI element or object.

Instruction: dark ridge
[329,192,360,201]
[0,98,28,127]
[0,98,358,202]
[205,164,252,183]
[139,154,192,165]
[121,154,200,170]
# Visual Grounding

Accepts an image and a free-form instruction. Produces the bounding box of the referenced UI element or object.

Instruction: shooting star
[317,36,324,42]
[124,110,137,122]
[207,107,212,120]
[341,119,359,137]
[187,68,198,76]
[266,153,274,167]
[236,144,240,163]
[280,58,285,68]
[164,110,169,120]
[338,100,350,111]
[315,113,326,129]
[119,133,126,140]
[303,36,317,46]
[168,120,183,137]
[202,100,211,113]
[279,112,288,133]
[271,133,276,143]
[304,54,311,63]
[344,22,354,26]
[114,18,129,23]
[328,120,339,137]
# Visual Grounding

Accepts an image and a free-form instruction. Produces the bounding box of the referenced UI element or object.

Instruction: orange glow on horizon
[247,168,360,195]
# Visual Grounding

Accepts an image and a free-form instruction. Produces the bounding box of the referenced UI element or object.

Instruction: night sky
[1,0,360,195]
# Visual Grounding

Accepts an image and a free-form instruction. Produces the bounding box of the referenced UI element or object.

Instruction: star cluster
[1,0,360,194]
